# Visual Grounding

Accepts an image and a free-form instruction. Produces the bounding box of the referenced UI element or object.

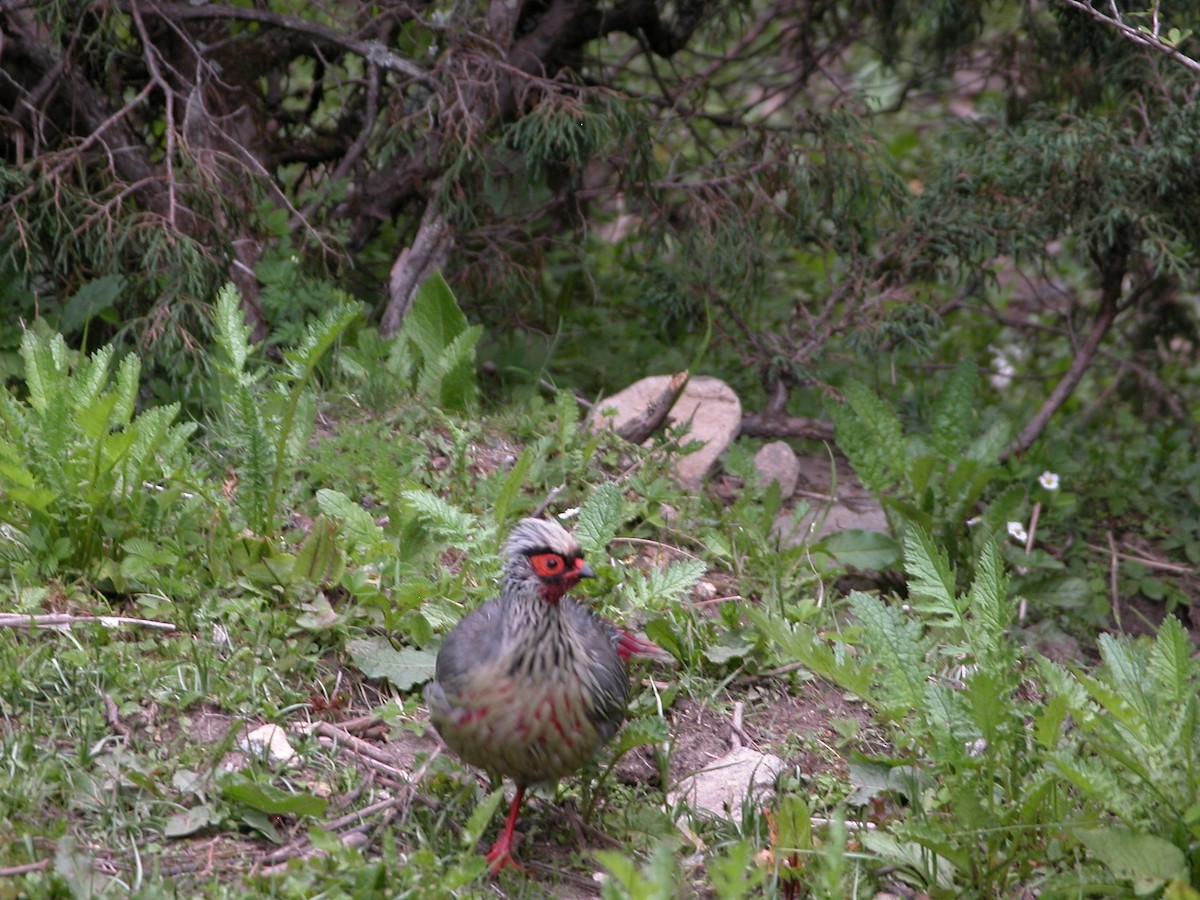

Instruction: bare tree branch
[1050,0,1200,75]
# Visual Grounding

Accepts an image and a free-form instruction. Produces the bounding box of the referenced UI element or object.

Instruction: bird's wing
[432,598,505,689]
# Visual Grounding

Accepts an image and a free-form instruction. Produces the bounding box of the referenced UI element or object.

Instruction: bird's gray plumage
[425,517,629,786]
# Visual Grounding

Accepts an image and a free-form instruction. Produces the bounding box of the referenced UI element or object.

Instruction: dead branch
[740,412,835,442]
[615,370,689,443]
[1002,259,1129,461]
[380,198,452,337]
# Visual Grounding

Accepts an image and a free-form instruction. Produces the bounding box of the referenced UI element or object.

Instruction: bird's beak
[576,561,595,579]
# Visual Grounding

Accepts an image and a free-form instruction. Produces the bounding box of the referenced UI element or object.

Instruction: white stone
[239,724,299,766]
[753,441,801,498]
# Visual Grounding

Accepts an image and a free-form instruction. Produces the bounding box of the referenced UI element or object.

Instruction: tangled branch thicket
[1,0,1199,441]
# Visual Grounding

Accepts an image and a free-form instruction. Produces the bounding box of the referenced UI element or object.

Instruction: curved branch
[1050,0,1200,75]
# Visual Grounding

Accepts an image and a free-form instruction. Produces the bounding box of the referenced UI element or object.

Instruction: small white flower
[990,350,1017,390]
[557,507,580,520]
[1007,521,1028,543]
[1038,471,1060,491]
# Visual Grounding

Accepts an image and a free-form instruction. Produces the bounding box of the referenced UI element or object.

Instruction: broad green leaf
[293,517,345,585]
[1076,827,1187,894]
[347,636,437,691]
[404,270,468,362]
[492,445,536,528]
[60,274,125,335]
[820,530,901,570]
[316,488,386,551]
[164,804,219,838]
[221,777,328,817]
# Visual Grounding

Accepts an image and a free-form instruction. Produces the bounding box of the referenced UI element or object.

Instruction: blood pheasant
[424,517,665,874]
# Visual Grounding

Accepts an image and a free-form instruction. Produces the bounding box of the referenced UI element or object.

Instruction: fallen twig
[0,859,51,876]
[1108,530,1123,631]
[0,613,177,631]
[104,693,131,739]
[1084,543,1194,574]
[609,536,704,563]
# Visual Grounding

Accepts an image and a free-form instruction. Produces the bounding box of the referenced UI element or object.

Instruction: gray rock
[753,441,801,499]
[589,375,742,489]
[669,747,786,823]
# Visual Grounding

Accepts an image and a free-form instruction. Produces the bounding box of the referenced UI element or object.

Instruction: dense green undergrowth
[2,280,1200,898]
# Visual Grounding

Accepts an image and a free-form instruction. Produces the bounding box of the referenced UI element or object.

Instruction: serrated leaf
[1148,616,1193,700]
[400,489,476,540]
[316,488,386,551]
[904,526,957,611]
[930,360,977,459]
[576,483,624,554]
[213,283,253,372]
[347,636,437,690]
[821,530,901,570]
[609,716,670,757]
[463,788,506,847]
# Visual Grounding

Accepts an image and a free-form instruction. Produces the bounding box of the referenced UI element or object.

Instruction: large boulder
[589,375,742,489]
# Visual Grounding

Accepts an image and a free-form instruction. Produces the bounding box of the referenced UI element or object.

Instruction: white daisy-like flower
[1038,471,1060,491]
[557,507,580,520]
[1007,521,1028,543]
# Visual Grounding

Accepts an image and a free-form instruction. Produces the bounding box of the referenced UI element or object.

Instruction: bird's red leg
[486,785,527,875]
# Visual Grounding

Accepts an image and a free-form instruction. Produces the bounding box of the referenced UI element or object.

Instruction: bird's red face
[528,551,594,603]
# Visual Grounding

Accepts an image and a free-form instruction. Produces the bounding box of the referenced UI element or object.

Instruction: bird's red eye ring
[529,553,566,577]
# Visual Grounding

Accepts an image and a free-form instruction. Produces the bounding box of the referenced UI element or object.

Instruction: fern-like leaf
[1147,616,1193,702]
[930,360,977,459]
[904,526,958,617]
[401,489,476,541]
[848,591,931,715]
[214,283,253,373]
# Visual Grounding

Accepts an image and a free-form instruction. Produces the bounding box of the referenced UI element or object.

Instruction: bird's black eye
[529,553,565,576]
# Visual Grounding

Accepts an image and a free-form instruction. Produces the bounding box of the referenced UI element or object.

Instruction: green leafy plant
[210,283,359,537]
[831,361,1018,555]
[0,324,199,581]
[389,271,482,413]
[1039,616,1200,893]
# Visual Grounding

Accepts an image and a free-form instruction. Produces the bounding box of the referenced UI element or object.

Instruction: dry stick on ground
[1084,543,1194,574]
[739,412,836,442]
[1107,529,1123,631]
[1017,501,1042,622]
[0,860,51,877]
[0,613,177,631]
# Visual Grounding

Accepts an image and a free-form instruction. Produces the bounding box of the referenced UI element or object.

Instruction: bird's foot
[485,840,527,876]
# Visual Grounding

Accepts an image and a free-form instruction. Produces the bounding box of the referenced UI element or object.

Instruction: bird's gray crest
[504,517,581,558]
